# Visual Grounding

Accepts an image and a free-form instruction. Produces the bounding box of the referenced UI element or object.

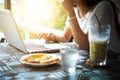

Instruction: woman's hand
[59,0,75,17]
[38,33,56,43]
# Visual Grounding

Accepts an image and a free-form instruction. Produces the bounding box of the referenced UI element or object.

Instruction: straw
[95,14,101,31]
[95,14,101,27]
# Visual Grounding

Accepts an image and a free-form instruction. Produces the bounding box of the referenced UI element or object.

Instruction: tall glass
[88,24,111,66]
[60,43,79,73]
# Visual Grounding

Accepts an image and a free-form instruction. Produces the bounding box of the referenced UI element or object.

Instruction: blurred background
[0,0,119,40]
[0,0,67,39]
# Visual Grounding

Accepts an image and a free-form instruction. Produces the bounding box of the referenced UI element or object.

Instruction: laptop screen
[0,9,28,53]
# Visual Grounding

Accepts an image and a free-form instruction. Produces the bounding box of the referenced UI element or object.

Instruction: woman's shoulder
[92,1,114,15]
[95,1,113,10]
[99,1,111,5]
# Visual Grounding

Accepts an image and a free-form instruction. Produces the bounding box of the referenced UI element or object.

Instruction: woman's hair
[80,0,102,16]
[84,0,102,7]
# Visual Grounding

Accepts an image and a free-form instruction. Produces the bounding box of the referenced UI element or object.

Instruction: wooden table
[0,43,120,80]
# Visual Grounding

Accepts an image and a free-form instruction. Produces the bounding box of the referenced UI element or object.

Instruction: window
[0,0,4,9]
[0,0,5,39]
[0,0,66,39]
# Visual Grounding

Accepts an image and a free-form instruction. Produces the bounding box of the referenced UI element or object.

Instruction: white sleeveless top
[66,1,120,53]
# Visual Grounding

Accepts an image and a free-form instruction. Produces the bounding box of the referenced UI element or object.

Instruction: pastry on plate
[21,53,60,65]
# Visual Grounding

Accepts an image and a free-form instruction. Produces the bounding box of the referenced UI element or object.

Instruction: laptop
[0,9,68,54]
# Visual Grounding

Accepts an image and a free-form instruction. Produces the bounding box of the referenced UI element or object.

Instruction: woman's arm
[38,27,72,43]
[60,0,89,50]
[68,17,89,50]
[55,27,72,42]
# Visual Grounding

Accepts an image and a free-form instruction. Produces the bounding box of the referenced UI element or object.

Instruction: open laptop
[0,9,68,54]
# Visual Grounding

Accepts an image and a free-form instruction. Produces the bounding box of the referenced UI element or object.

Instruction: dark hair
[80,0,102,16]
[85,0,102,8]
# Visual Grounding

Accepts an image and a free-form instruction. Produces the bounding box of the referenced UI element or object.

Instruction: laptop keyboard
[25,42,61,53]
[24,39,47,48]
[26,44,49,51]
[24,40,68,53]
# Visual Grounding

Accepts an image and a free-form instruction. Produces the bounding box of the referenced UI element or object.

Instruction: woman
[38,0,120,54]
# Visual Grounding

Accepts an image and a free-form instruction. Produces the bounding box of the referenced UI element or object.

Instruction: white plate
[19,53,60,67]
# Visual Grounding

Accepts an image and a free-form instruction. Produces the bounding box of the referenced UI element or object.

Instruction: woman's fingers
[38,33,55,41]
[38,33,48,39]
